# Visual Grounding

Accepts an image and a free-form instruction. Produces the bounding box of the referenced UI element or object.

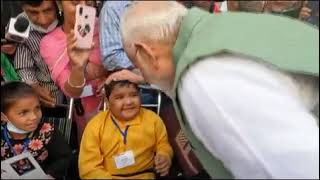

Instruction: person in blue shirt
[99,1,157,104]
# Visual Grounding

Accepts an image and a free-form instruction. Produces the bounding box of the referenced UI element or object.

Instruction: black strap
[74,98,85,116]
[209,0,215,13]
[112,168,155,177]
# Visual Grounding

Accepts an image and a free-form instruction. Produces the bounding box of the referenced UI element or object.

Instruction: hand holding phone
[74,4,96,49]
[67,30,92,68]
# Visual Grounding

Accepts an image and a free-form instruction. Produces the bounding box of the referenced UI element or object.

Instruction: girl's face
[61,0,95,30]
[3,95,42,132]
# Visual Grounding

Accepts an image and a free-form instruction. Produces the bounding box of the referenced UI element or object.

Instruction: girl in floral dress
[1,81,71,178]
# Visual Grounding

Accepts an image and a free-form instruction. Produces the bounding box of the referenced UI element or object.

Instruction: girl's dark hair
[1,81,39,113]
[104,80,139,99]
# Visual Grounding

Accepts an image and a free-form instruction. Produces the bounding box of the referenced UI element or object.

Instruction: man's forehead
[23,1,55,12]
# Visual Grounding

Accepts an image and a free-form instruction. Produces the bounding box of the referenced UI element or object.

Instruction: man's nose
[29,111,39,121]
[124,97,133,105]
[37,13,50,29]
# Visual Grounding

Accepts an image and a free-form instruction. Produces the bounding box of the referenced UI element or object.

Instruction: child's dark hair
[104,80,139,99]
[1,81,39,113]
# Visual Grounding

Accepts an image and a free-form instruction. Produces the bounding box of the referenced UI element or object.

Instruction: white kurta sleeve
[178,54,319,179]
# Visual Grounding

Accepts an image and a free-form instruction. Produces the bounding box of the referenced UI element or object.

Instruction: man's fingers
[299,7,312,20]
[104,77,112,85]
[40,98,55,107]
[300,12,311,20]
[40,95,55,104]
[105,74,119,85]
[39,90,55,101]
[39,94,56,107]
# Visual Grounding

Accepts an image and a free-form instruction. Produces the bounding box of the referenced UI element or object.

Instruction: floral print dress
[1,121,72,178]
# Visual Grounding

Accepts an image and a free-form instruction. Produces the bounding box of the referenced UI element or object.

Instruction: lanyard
[3,126,30,155]
[111,116,130,145]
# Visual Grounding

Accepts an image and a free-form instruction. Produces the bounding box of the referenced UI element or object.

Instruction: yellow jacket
[79,108,173,179]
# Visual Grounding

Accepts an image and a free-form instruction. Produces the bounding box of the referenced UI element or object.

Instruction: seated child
[79,80,173,179]
[1,81,72,178]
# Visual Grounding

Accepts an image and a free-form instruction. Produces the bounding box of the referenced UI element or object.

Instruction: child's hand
[154,154,171,176]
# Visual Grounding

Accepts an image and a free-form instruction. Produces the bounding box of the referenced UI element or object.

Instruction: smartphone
[74,4,96,49]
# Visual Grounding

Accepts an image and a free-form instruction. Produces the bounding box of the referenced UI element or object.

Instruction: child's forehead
[112,83,137,90]
[9,95,40,109]
[14,95,40,103]
[111,83,139,93]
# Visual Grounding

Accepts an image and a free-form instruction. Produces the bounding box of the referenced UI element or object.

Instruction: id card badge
[80,85,94,98]
[114,150,135,169]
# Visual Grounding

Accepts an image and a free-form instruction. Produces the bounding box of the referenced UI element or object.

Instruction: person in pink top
[40,1,108,141]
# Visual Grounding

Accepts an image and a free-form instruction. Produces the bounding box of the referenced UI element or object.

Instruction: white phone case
[74,4,96,49]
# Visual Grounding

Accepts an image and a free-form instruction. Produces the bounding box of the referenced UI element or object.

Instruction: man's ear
[1,112,9,122]
[134,42,159,70]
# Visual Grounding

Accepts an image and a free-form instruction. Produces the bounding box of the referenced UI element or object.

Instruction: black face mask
[209,1,215,13]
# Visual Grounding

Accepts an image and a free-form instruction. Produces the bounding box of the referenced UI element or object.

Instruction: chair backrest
[139,84,162,115]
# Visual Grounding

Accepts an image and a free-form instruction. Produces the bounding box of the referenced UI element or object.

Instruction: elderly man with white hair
[118,1,319,179]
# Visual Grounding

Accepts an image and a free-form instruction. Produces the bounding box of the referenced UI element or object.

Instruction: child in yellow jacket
[79,80,173,179]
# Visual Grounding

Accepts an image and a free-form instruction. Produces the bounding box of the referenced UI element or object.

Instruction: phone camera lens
[79,7,83,15]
